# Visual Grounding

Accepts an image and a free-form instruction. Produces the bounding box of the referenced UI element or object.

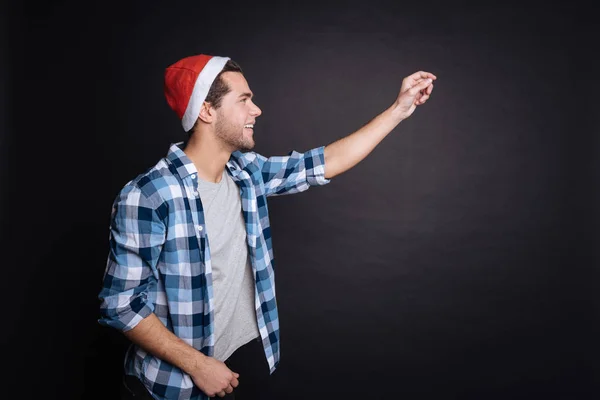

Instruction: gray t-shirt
[197,169,260,361]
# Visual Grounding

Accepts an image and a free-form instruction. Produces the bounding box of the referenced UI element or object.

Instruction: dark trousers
[121,337,273,400]
[223,336,273,399]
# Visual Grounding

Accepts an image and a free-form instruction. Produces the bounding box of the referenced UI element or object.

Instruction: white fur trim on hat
[182,56,230,132]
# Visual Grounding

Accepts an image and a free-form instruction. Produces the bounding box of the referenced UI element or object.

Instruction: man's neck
[183,130,232,183]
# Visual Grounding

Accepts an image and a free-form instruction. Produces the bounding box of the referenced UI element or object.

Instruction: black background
[2,1,597,399]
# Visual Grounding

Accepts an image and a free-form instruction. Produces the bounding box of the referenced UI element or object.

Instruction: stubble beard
[215,117,255,152]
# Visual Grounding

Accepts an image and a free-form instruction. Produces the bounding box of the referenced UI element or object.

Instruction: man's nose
[252,102,262,117]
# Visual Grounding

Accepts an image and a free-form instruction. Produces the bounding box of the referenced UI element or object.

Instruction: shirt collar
[166,141,244,180]
[165,142,198,180]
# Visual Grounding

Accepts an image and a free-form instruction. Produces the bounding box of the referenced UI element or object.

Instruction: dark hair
[186,59,243,134]
[205,60,243,109]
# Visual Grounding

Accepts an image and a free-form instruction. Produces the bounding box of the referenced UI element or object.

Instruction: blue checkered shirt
[98,142,330,399]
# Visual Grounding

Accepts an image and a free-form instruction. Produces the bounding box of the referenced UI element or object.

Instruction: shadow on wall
[39,219,133,399]
[83,323,131,398]
[80,221,132,398]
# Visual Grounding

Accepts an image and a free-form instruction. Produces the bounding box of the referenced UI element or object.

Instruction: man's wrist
[184,350,209,375]
[170,341,209,376]
[390,101,407,122]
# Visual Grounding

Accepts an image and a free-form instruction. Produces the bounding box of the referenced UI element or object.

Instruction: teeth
[244,124,254,128]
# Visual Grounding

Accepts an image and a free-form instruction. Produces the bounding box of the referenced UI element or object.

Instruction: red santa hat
[164,54,230,132]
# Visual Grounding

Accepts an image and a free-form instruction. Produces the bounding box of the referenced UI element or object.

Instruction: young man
[98,54,436,400]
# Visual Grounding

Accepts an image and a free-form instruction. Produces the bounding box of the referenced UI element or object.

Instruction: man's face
[214,71,262,151]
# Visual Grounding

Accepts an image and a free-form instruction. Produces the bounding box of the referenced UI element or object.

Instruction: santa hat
[164,54,230,132]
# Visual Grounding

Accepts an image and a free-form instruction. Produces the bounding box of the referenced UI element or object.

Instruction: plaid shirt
[98,142,330,400]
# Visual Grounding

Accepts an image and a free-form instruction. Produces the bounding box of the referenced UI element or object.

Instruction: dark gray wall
[3,1,595,399]
[1,1,8,240]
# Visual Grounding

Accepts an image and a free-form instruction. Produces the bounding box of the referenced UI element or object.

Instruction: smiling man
[98,54,436,400]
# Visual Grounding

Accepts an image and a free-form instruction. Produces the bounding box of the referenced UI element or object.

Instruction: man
[98,54,436,400]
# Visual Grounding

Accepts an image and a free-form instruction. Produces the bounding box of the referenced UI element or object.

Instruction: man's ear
[198,102,214,123]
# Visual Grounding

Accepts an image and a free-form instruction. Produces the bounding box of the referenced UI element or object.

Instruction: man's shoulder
[231,150,263,168]
[115,158,176,207]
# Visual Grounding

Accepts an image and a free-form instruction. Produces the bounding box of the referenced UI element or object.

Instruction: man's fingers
[402,71,436,92]
[427,83,434,95]
[225,384,234,394]
[409,79,432,96]
[217,390,226,397]
[407,71,437,82]
[418,83,434,104]
[231,375,239,388]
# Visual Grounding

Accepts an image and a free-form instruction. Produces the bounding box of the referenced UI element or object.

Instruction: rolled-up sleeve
[254,146,330,197]
[98,185,166,332]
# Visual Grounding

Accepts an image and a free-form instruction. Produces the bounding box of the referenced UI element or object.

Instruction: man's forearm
[323,103,405,179]
[123,313,207,375]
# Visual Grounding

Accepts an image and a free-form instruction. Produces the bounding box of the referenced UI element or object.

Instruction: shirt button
[193,190,199,197]
[197,225,203,231]
[191,174,196,179]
